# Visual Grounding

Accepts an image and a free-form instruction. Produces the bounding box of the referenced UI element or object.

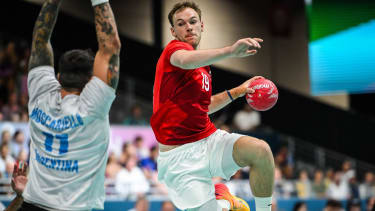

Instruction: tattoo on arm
[107,54,120,89]
[94,3,121,89]
[29,0,62,70]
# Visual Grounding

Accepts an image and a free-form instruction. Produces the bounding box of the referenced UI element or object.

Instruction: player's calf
[233,136,275,211]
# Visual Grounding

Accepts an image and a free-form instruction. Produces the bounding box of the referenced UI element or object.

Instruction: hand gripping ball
[245,78,278,111]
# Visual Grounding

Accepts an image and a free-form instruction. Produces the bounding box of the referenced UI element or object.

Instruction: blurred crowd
[0,37,30,123]
[0,129,29,179]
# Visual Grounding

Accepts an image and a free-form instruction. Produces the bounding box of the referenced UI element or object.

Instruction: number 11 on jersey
[42,132,69,155]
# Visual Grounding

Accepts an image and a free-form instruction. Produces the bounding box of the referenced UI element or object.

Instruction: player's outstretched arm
[92,1,121,90]
[208,76,263,115]
[171,38,263,70]
[28,0,63,71]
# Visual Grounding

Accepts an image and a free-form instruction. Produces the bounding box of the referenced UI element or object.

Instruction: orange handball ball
[246,78,278,111]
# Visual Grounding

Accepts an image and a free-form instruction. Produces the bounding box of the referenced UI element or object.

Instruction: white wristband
[91,0,108,6]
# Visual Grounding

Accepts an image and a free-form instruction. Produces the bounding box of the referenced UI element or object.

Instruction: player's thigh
[157,139,214,209]
[208,130,244,179]
[232,135,271,167]
[187,198,222,211]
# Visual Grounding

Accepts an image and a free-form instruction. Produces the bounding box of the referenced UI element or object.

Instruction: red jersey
[151,40,217,145]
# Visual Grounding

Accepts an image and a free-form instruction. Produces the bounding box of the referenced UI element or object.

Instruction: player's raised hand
[229,38,263,58]
[11,161,28,196]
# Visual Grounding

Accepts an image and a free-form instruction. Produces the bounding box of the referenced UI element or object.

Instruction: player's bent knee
[233,136,273,167]
[258,140,274,162]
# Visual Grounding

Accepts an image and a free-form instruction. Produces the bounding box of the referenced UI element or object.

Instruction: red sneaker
[215,183,250,211]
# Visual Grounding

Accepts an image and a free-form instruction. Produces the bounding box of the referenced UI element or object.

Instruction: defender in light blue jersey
[21,0,121,210]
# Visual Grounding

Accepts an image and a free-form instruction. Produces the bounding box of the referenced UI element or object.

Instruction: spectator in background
[311,169,327,198]
[20,109,29,122]
[360,171,375,199]
[119,142,137,167]
[324,168,335,188]
[323,199,343,211]
[140,145,158,173]
[13,40,30,97]
[367,197,375,211]
[340,161,360,200]
[0,41,17,79]
[123,104,148,126]
[1,92,21,121]
[293,201,307,211]
[19,94,28,111]
[274,166,295,198]
[133,136,149,160]
[274,145,294,173]
[10,130,27,159]
[139,145,157,188]
[0,143,15,177]
[232,104,260,132]
[0,39,29,119]
[342,160,356,183]
[139,145,169,196]
[161,201,176,211]
[349,175,360,200]
[105,153,121,179]
[0,78,8,109]
[1,130,11,145]
[327,171,349,200]
[115,156,150,199]
[283,164,294,181]
[295,170,312,199]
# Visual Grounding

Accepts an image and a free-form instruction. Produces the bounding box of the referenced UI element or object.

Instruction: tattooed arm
[28,0,63,71]
[93,2,121,90]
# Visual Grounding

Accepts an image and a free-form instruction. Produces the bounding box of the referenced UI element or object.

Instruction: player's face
[171,8,203,49]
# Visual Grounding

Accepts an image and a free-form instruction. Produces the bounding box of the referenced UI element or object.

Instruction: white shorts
[157,129,244,210]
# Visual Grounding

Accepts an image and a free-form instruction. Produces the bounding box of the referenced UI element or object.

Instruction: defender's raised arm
[29,0,63,70]
[92,0,121,90]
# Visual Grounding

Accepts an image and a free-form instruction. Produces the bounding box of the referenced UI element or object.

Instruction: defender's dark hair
[168,1,202,27]
[58,49,94,91]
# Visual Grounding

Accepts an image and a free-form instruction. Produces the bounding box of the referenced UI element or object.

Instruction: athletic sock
[254,196,272,211]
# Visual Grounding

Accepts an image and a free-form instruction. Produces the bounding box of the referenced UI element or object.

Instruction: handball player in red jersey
[151,2,275,211]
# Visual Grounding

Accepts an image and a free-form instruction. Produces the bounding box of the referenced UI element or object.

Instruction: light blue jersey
[23,66,116,210]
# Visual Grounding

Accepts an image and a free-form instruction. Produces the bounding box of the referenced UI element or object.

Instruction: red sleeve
[165,40,194,61]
